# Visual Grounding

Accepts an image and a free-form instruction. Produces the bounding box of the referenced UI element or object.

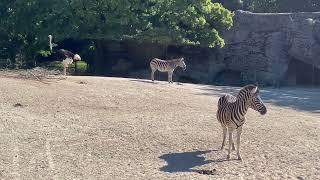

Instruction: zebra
[150,57,186,83]
[216,84,267,160]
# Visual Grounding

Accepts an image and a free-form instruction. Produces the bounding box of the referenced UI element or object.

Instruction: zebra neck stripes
[236,92,252,116]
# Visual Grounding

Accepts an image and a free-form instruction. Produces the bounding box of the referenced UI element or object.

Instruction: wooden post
[75,61,78,75]
[86,62,89,74]
[164,44,168,59]
[312,64,315,87]
[254,70,257,85]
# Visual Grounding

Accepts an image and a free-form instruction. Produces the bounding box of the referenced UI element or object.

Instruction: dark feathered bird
[48,35,81,61]
[42,34,81,75]
[54,49,81,62]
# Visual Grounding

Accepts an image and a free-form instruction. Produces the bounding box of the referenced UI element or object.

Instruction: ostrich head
[73,54,81,61]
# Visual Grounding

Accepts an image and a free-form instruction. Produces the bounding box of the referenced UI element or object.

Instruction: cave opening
[214,69,243,86]
[284,58,320,86]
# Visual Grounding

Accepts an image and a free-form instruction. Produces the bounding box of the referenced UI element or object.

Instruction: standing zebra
[216,84,267,160]
[48,34,81,75]
[150,57,186,83]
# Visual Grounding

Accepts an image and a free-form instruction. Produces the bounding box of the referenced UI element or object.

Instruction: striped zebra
[150,57,186,83]
[216,84,267,160]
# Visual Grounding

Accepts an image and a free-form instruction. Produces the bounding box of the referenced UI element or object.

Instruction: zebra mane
[237,84,259,98]
[242,84,258,91]
[170,57,184,62]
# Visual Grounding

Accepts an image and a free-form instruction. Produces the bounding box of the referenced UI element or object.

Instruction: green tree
[0,0,234,68]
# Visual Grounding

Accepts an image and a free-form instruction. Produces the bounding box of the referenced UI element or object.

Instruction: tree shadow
[159,150,225,173]
[196,85,320,113]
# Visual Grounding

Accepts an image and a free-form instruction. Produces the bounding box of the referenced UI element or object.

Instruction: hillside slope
[0,75,319,179]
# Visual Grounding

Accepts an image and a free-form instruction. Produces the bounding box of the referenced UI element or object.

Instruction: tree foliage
[0,0,234,67]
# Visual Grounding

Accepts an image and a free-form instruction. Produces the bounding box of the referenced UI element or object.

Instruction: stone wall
[217,10,320,86]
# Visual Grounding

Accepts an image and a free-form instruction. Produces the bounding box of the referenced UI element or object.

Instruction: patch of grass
[69,61,88,73]
[44,61,88,74]
[45,61,64,71]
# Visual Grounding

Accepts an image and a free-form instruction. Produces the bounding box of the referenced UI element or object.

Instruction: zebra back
[218,94,236,108]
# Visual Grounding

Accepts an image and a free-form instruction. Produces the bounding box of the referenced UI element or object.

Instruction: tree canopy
[0,0,234,67]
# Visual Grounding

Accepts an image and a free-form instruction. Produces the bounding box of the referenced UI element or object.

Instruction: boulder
[217,10,320,86]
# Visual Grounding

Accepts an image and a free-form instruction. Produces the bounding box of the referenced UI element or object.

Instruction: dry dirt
[0,74,319,180]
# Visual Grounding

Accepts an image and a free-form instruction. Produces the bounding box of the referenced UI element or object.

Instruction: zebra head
[178,58,186,71]
[247,85,267,115]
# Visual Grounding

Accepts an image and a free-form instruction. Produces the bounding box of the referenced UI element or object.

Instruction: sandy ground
[0,74,319,180]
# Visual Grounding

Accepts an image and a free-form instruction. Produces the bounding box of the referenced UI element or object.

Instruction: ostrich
[48,34,81,75]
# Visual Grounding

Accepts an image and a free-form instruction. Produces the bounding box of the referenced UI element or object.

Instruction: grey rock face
[217,10,320,86]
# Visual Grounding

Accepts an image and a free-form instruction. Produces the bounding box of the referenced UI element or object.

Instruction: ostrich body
[48,34,81,75]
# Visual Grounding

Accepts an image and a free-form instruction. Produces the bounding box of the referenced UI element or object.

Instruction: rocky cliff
[215,10,320,86]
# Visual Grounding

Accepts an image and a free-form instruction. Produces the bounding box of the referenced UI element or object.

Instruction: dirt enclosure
[0,73,319,179]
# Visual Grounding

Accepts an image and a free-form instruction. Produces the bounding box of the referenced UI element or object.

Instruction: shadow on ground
[159,150,226,173]
[129,79,156,84]
[196,85,320,113]
[129,79,184,85]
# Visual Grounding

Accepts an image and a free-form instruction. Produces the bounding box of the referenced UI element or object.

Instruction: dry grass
[0,74,319,179]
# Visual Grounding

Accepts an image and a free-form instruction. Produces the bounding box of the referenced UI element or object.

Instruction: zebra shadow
[129,79,155,84]
[129,79,184,85]
[159,150,225,173]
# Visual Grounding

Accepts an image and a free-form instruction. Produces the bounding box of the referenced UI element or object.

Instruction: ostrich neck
[49,36,53,52]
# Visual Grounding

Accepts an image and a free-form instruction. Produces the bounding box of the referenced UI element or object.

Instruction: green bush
[45,60,88,74]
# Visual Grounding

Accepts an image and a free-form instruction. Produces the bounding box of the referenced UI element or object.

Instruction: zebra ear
[251,86,258,94]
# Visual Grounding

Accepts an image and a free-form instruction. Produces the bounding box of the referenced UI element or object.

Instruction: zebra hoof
[237,156,242,161]
[227,155,231,160]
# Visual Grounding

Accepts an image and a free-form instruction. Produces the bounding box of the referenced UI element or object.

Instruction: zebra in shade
[216,84,267,160]
[150,57,186,83]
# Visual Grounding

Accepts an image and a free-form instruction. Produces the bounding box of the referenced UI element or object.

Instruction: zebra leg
[232,136,236,151]
[236,126,243,160]
[220,126,227,150]
[168,72,172,83]
[227,128,235,160]
[151,69,156,82]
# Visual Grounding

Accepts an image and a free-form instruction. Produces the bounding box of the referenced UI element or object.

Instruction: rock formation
[216,10,320,86]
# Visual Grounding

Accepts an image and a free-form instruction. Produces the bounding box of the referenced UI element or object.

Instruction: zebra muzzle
[260,108,267,115]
